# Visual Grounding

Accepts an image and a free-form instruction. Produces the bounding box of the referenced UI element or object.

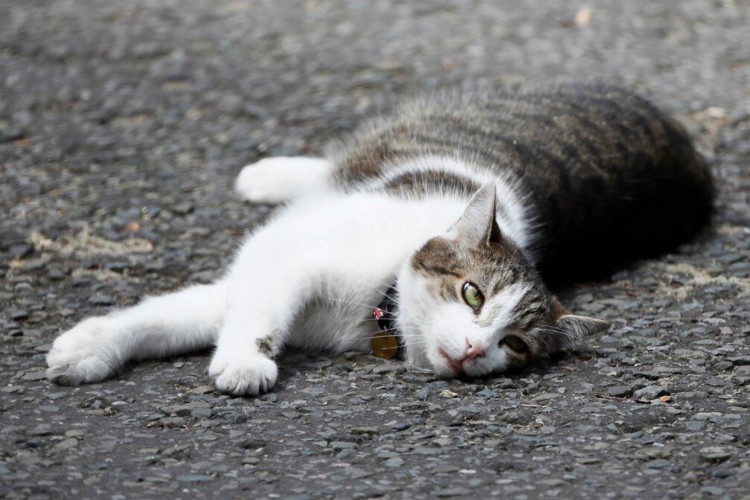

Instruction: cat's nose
[463,339,485,361]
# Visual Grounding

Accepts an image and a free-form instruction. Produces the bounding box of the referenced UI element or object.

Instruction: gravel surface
[1,0,749,498]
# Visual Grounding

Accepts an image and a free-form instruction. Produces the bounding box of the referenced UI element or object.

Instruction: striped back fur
[331,83,714,284]
[327,83,713,371]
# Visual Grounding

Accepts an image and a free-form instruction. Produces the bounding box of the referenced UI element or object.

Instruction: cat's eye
[501,335,528,354]
[461,282,484,311]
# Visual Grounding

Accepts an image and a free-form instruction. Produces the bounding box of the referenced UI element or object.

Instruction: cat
[45,83,714,395]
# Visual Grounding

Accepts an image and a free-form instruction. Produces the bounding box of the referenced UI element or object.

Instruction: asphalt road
[1,1,749,498]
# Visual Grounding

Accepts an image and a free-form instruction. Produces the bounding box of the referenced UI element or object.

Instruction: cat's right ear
[550,298,610,349]
[446,183,502,246]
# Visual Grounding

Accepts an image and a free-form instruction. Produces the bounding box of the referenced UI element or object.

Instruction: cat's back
[331,83,715,284]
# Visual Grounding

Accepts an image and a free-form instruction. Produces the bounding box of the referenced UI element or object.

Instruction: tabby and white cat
[46,83,714,395]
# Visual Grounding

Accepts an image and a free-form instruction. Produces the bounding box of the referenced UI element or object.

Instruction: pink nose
[462,339,485,362]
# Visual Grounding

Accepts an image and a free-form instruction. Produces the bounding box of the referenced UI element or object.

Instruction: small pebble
[607,385,635,398]
[634,385,669,400]
[700,447,732,463]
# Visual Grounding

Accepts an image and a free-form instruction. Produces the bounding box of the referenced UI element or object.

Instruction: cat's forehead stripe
[485,262,523,296]
[510,293,549,330]
[478,282,531,327]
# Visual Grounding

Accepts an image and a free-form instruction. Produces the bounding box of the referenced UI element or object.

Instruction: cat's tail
[46,282,227,385]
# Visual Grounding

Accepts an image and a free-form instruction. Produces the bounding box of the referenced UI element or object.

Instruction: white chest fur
[235,191,466,352]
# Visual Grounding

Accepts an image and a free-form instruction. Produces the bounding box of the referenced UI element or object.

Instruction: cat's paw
[208,351,278,395]
[235,157,331,204]
[46,317,121,385]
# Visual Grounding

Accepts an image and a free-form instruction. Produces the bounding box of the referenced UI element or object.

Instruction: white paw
[46,317,121,385]
[235,157,331,204]
[208,350,278,396]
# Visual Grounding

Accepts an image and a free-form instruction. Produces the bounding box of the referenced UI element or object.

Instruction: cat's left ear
[447,183,503,246]
[551,298,610,349]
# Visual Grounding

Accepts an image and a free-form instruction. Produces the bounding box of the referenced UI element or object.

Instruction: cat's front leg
[207,315,281,395]
[207,247,314,395]
[235,157,333,204]
[207,192,398,395]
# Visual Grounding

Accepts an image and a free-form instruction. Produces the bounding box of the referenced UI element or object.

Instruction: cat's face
[396,184,609,377]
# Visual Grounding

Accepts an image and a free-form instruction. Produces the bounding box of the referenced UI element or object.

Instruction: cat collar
[371,286,403,360]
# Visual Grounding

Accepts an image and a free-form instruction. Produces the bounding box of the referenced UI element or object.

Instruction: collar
[371,284,403,360]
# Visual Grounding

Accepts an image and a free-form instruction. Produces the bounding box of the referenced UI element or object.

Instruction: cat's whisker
[392,360,435,374]
[372,280,398,293]
[324,285,399,310]
[373,339,433,347]
[372,279,400,293]
[534,326,573,335]
[377,343,429,351]
[323,296,380,310]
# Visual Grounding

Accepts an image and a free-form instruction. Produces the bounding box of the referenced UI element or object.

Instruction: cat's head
[396,184,609,377]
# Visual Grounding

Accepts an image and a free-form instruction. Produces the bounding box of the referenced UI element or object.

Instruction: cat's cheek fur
[427,304,483,360]
[399,272,499,377]
[396,267,434,370]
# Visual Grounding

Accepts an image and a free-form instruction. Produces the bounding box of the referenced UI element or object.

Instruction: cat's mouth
[438,348,464,376]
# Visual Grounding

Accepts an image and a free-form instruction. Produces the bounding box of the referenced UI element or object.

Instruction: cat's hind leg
[235,157,333,204]
[46,282,226,385]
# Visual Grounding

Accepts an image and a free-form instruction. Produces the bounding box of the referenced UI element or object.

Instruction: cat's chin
[402,344,434,373]
[417,347,464,378]
[420,346,509,379]
[436,348,463,377]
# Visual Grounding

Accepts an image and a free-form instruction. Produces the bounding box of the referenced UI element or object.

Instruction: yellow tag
[371,331,399,359]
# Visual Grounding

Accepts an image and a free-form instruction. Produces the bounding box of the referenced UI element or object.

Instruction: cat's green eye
[501,335,529,354]
[461,282,484,311]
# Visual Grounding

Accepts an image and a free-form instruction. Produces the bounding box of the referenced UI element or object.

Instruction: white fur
[48,154,534,395]
[235,157,333,204]
[213,190,466,365]
[482,283,531,328]
[46,283,226,384]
